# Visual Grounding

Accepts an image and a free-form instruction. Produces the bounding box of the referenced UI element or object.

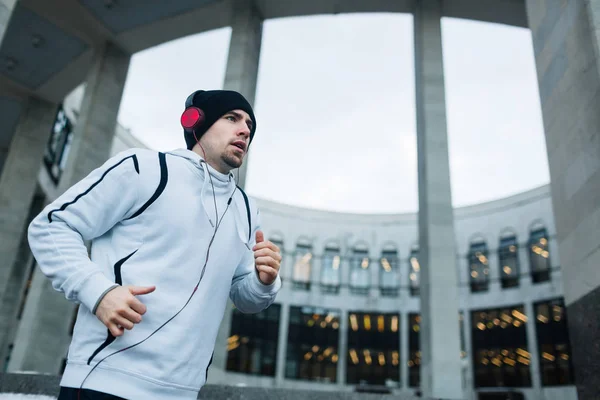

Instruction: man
[28,90,282,400]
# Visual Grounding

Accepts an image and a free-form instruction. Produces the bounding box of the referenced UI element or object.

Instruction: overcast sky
[116,13,549,214]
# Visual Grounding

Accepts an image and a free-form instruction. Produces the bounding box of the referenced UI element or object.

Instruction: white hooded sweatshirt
[27,148,281,400]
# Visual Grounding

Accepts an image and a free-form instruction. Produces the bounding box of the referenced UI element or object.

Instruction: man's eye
[226,115,236,122]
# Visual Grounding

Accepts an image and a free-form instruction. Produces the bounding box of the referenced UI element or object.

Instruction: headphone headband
[185,90,204,109]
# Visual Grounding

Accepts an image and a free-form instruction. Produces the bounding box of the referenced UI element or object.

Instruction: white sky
[117,13,549,214]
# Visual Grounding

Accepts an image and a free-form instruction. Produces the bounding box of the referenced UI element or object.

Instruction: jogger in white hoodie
[27,90,282,400]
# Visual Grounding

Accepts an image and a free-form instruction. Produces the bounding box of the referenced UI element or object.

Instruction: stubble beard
[222,150,243,170]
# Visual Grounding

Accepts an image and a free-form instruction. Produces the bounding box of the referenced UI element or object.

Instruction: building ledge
[0,373,423,399]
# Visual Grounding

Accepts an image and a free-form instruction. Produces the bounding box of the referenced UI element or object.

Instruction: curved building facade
[0,1,598,400]
[215,185,576,400]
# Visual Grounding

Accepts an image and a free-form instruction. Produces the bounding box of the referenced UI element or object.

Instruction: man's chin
[223,155,243,170]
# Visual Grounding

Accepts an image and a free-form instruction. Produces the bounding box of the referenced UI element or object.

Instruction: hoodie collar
[167,148,233,184]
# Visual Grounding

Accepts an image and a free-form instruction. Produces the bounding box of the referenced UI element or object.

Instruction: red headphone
[181,91,205,131]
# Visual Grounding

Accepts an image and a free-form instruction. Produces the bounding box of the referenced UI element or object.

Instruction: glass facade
[379,249,399,297]
[349,246,370,295]
[469,241,490,292]
[321,245,341,294]
[226,304,280,376]
[529,227,551,283]
[408,313,421,387]
[346,312,400,386]
[471,305,531,388]
[43,104,73,185]
[293,242,312,290]
[408,248,420,297]
[286,306,340,382]
[535,298,574,386]
[499,235,519,288]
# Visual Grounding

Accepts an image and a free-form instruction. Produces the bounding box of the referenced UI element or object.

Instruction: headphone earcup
[181,106,205,131]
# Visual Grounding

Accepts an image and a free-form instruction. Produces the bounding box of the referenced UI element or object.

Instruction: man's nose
[238,126,250,139]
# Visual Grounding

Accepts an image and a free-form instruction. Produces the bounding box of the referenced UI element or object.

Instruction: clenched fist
[253,230,281,285]
[95,285,155,337]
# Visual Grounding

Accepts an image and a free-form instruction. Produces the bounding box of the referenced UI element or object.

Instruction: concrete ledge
[0,373,421,399]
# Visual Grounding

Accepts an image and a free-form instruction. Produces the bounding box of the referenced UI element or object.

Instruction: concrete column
[274,302,290,385]
[0,0,17,45]
[413,1,463,398]
[525,1,600,398]
[310,251,322,294]
[212,2,264,375]
[518,242,532,287]
[8,42,131,374]
[462,310,475,400]
[223,0,263,190]
[523,302,542,398]
[58,42,131,190]
[0,97,57,365]
[400,312,409,390]
[336,308,348,386]
[487,246,501,292]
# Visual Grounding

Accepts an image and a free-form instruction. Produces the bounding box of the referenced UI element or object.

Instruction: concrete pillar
[462,310,475,400]
[223,0,262,190]
[525,1,600,398]
[0,97,57,366]
[274,302,290,385]
[400,312,409,390]
[336,308,348,386]
[413,0,463,398]
[0,0,16,45]
[57,42,131,190]
[8,42,131,374]
[211,1,263,376]
[523,302,542,398]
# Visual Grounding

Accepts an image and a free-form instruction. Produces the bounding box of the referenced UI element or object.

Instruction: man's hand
[95,285,155,337]
[253,230,281,285]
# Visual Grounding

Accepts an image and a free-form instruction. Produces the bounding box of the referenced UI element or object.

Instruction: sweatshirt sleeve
[28,150,141,314]
[229,204,281,314]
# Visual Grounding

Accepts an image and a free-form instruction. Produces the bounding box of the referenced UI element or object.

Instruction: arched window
[498,230,519,289]
[469,238,489,293]
[321,242,341,294]
[349,243,370,295]
[293,238,313,290]
[408,246,420,297]
[529,226,551,283]
[379,244,399,297]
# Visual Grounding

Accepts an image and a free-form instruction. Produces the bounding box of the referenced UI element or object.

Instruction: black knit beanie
[182,90,256,150]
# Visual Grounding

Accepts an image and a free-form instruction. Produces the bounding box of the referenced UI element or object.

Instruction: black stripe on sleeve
[47,155,139,223]
[114,249,138,286]
[125,152,168,221]
[88,248,139,365]
[237,185,252,242]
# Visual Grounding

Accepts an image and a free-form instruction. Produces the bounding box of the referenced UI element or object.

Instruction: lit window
[347,312,400,387]
[293,241,312,290]
[499,234,519,289]
[350,245,370,295]
[286,306,340,383]
[534,298,574,386]
[227,304,281,376]
[379,247,399,297]
[408,313,420,387]
[529,227,551,283]
[408,247,420,297]
[321,245,341,294]
[469,240,489,293]
[471,305,531,388]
